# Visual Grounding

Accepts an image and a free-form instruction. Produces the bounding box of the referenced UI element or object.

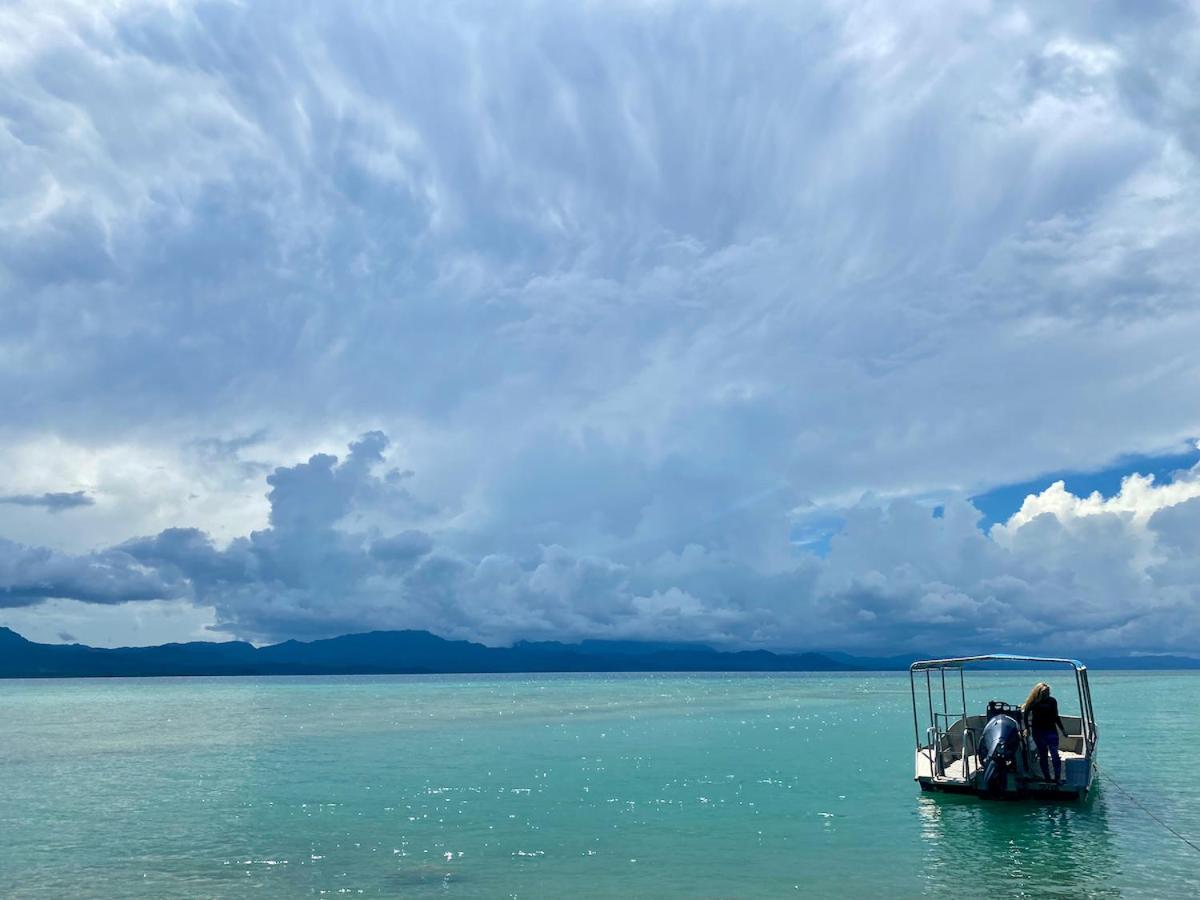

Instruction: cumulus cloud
[113,433,440,640]
[4,432,1197,657]
[2,2,1200,650]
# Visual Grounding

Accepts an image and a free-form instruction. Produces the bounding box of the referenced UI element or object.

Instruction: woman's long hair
[1023,682,1050,712]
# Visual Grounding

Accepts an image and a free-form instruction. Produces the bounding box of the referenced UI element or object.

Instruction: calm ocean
[1,672,1197,898]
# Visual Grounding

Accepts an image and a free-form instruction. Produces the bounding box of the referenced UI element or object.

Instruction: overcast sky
[2,0,1199,655]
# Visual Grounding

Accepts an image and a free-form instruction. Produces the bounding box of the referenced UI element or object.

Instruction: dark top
[1025,695,1063,733]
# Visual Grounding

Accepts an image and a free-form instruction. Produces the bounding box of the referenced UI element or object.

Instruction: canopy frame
[908,654,1097,770]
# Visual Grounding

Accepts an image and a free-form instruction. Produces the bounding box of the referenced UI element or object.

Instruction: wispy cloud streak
[0,492,94,513]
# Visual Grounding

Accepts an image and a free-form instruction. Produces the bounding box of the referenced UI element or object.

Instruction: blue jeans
[1033,729,1061,782]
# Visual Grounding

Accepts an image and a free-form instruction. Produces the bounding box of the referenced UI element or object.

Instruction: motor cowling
[976,714,1021,797]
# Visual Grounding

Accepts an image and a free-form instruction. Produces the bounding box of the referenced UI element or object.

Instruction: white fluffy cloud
[810,464,1200,654]
[1,1,1200,650]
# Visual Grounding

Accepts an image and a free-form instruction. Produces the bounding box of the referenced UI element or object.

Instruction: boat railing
[961,727,975,779]
[925,726,944,776]
[925,712,977,780]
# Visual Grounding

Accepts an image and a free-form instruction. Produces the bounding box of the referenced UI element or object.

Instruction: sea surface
[1,671,1197,898]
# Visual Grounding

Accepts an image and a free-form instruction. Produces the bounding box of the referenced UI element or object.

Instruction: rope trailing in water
[1095,762,1200,855]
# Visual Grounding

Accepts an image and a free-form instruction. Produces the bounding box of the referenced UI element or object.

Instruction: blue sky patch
[970,444,1200,529]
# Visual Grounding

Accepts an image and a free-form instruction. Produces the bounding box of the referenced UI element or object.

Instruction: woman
[1022,682,1068,783]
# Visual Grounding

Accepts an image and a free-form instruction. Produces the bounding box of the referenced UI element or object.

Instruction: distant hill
[1,627,1195,678]
[0,627,858,678]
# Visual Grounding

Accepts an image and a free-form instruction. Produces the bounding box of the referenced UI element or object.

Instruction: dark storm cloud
[2,2,1200,650]
[0,537,184,608]
[370,532,436,566]
[3,1,1198,456]
[5,432,1191,656]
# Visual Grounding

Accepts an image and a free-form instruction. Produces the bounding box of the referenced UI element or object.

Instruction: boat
[910,654,1098,800]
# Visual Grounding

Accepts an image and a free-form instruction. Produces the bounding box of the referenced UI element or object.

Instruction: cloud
[2,1,1197,475]
[994,472,1200,534]
[113,433,439,641]
[3,432,1195,657]
[1,2,1200,650]
[0,491,94,512]
[0,536,184,608]
[370,531,436,566]
[810,463,1200,654]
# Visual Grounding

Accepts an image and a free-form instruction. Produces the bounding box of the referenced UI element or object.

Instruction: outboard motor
[976,714,1021,798]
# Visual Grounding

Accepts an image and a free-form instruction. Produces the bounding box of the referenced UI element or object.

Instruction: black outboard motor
[976,714,1021,798]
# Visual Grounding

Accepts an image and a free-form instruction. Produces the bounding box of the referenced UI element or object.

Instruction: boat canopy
[910,654,1086,672]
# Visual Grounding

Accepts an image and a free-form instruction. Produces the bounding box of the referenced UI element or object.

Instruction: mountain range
[1,627,1197,678]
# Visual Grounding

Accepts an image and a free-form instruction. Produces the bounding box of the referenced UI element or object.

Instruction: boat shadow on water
[914,787,1121,897]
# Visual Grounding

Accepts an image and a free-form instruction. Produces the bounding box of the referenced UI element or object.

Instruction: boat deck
[915,747,1092,797]
[915,749,1085,780]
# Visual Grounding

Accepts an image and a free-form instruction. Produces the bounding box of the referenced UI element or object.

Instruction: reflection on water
[917,790,1121,897]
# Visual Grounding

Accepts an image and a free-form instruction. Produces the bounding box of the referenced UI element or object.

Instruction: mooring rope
[1095,762,1200,855]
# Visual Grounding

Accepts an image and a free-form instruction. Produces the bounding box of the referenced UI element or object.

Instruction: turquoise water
[1,672,1197,898]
